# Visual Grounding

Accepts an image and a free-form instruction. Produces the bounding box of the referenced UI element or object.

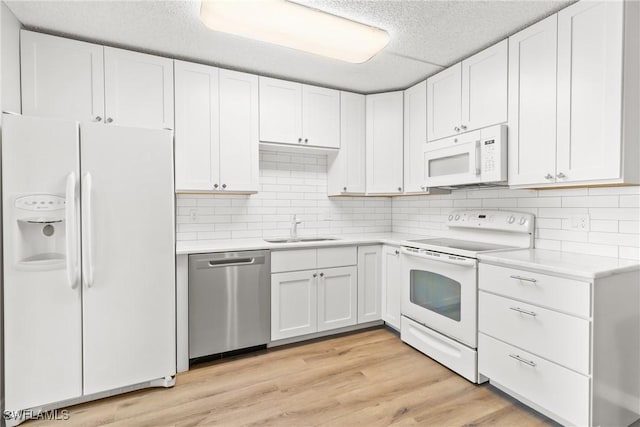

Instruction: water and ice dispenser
[13,194,67,268]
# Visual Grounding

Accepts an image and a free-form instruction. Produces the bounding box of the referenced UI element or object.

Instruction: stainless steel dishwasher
[188,250,270,359]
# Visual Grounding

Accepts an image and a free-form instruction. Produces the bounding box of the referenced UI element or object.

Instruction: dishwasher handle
[208,258,257,267]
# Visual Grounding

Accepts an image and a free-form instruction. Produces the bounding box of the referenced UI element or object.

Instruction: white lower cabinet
[357,245,382,323]
[317,266,358,332]
[478,261,640,427]
[271,247,358,341]
[381,245,401,330]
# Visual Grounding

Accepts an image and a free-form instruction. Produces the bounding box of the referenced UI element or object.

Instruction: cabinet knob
[319,272,324,277]
[454,126,460,132]
[313,273,318,278]
[556,172,566,179]
[298,138,302,143]
[94,116,102,122]
[544,174,553,180]
[460,125,467,130]
[106,117,113,124]
[214,183,219,189]
[398,187,402,192]
[222,184,227,189]
[304,138,309,144]
[343,186,347,192]
[395,250,400,255]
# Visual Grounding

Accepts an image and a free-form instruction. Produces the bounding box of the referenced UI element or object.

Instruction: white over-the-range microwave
[423,124,507,188]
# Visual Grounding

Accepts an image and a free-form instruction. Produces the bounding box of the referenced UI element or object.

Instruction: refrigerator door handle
[82,172,94,288]
[65,172,78,289]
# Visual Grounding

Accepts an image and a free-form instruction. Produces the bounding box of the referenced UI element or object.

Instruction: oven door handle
[401,247,476,267]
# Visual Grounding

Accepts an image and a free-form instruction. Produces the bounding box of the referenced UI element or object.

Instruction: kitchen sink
[264,237,340,243]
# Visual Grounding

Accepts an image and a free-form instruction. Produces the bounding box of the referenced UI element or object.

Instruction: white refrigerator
[2,114,176,417]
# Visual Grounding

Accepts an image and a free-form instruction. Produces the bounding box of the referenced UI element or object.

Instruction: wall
[392,186,640,261]
[176,149,392,241]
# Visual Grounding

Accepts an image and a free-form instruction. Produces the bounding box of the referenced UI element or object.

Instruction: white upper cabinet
[462,40,508,132]
[259,76,340,149]
[327,92,366,196]
[103,47,174,130]
[302,85,340,148]
[403,80,429,193]
[218,69,260,193]
[21,30,105,123]
[174,62,259,193]
[366,91,404,194]
[174,60,220,192]
[508,15,559,186]
[427,63,462,142]
[259,77,303,145]
[20,31,173,130]
[427,40,508,142]
[556,1,624,184]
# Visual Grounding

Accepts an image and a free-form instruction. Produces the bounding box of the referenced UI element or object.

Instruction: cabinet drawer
[272,249,316,273]
[479,263,590,317]
[317,246,357,269]
[479,292,590,374]
[479,333,589,426]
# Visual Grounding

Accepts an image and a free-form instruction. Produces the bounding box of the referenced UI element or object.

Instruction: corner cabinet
[174,61,258,193]
[327,91,366,196]
[259,77,340,149]
[365,92,404,195]
[427,40,508,142]
[509,1,639,187]
[21,30,174,130]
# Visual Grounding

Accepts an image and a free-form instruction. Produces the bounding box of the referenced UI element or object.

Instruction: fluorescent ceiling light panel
[200,0,390,63]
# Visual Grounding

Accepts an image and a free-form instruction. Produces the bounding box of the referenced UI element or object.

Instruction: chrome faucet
[290,214,302,240]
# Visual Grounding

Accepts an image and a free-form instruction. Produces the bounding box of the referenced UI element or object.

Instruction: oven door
[424,130,481,187]
[400,247,477,348]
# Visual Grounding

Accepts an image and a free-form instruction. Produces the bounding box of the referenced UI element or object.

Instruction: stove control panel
[446,210,534,234]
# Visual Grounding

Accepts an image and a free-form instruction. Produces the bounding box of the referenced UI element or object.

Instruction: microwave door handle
[401,247,476,267]
[475,140,481,176]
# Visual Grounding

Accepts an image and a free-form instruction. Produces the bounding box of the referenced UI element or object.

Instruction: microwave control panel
[479,125,507,182]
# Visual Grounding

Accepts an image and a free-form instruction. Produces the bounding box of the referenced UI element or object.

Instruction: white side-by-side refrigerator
[2,114,176,418]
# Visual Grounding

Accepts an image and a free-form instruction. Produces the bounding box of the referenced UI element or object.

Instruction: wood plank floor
[26,328,556,426]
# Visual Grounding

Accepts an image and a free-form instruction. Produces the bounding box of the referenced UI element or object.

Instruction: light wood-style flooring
[26,328,556,426]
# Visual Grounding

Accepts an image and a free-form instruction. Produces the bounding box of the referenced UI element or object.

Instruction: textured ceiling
[6,0,574,93]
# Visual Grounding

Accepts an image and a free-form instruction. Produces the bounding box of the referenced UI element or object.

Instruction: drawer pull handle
[509,306,537,317]
[509,354,537,367]
[510,275,537,283]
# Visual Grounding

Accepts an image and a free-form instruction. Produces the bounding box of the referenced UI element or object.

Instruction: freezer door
[80,123,175,395]
[2,114,82,411]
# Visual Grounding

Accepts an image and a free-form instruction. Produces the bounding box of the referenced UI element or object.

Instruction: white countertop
[478,249,640,279]
[176,232,428,255]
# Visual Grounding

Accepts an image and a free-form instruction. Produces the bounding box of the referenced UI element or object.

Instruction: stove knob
[519,216,527,225]
[448,215,454,221]
[454,214,460,221]
[508,215,516,224]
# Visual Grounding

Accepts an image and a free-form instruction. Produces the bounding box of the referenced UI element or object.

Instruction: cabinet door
[381,246,401,330]
[556,1,623,183]
[317,266,358,332]
[259,77,303,145]
[104,47,174,129]
[462,40,508,131]
[21,30,105,123]
[271,271,317,340]
[508,16,558,187]
[219,70,259,192]
[404,81,428,193]
[302,84,340,148]
[427,63,462,141]
[174,60,219,192]
[328,92,366,195]
[357,246,382,323]
[365,92,404,194]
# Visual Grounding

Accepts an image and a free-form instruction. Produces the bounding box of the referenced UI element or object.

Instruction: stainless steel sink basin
[264,237,340,243]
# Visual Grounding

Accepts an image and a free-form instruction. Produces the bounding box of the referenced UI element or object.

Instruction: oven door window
[410,269,461,321]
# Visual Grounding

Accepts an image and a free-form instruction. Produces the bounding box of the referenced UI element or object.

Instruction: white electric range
[399,210,535,383]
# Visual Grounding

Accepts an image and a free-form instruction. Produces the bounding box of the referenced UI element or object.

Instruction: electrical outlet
[189,209,198,223]
[569,214,590,231]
